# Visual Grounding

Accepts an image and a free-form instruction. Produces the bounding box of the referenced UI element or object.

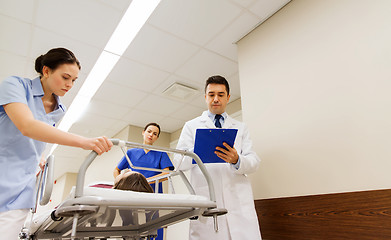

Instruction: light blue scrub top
[0,76,66,212]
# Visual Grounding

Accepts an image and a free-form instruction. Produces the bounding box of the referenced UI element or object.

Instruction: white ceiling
[0,0,289,179]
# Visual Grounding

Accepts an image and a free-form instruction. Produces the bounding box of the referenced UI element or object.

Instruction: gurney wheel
[18,229,28,240]
[51,210,64,221]
[202,208,228,217]
[18,228,36,240]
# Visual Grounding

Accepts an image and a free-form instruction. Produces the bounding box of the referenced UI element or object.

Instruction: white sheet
[70,186,208,201]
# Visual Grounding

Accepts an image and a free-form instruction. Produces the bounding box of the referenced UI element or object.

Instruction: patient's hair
[113,169,153,193]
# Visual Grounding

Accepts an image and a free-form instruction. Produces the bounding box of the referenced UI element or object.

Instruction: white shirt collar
[207,110,227,122]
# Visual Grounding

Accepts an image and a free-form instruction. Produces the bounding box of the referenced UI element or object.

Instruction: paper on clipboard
[193,128,238,164]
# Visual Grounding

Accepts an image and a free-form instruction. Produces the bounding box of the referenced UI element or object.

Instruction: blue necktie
[215,114,222,128]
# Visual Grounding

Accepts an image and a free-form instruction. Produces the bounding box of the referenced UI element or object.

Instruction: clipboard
[193,128,238,164]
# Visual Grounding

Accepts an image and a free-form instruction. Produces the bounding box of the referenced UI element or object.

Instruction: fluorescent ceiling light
[75,51,120,103]
[49,0,161,155]
[105,0,161,56]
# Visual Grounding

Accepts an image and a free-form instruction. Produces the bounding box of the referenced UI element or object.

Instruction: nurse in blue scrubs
[0,48,113,239]
[113,122,174,193]
[113,122,173,240]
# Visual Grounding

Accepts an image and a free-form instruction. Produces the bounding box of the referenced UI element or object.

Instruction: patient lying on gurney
[113,169,158,226]
[113,169,154,193]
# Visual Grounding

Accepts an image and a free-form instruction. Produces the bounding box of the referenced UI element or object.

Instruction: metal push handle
[40,155,55,205]
[33,155,55,213]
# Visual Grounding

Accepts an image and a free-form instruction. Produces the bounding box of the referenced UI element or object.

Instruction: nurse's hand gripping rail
[20,139,227,240]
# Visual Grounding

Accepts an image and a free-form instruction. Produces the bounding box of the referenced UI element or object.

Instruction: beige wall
[237,0,391,199]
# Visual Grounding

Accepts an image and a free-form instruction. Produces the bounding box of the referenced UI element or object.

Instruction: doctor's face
[205,83,230,115]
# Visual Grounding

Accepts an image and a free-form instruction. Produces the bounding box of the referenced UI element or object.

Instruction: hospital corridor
[1,0,391,239]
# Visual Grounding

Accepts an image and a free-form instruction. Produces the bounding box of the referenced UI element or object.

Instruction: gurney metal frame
[20,139,227,240]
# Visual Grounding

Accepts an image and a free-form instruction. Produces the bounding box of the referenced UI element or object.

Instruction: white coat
[175,111,262,240]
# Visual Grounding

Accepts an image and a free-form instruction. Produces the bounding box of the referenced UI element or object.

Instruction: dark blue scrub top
[117,148,173,193]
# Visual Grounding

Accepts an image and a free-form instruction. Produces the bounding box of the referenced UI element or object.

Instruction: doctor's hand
[215,142,239,164]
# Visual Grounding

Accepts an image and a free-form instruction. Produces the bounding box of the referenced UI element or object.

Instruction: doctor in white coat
[175,75,262,240]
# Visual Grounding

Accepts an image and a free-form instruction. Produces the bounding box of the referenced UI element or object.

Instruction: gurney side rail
[74,139,216,203]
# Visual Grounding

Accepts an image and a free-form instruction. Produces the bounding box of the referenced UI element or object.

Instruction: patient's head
[113,169,153,193]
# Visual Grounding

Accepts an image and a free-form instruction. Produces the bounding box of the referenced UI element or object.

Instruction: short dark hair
[205,75,230,95]
[144,122,161,137]
[35,47,81,75]
[113,171,154,193]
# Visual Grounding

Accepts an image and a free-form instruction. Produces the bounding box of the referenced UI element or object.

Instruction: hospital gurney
[20,139,227,240]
